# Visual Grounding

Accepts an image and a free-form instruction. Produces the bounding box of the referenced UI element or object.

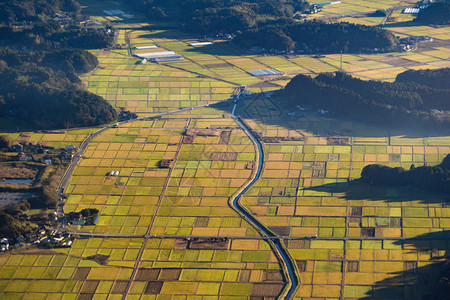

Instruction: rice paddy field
[238,95,450,298]
[4,128,96,149]
[1,0,450,299]
[0,237,285,299]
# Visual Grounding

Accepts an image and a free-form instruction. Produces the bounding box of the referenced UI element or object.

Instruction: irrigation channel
[231,102,300,299]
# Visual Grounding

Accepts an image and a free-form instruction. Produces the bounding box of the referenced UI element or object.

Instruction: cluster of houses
[67,209,99,226]
[53,13,101,27]
[10,143,78,164]
[397,36,433,52]
[118,110,138,121]
[0,228,73,252]
[309,4,322,14]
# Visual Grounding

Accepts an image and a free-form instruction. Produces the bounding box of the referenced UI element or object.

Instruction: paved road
[230,99,299,299]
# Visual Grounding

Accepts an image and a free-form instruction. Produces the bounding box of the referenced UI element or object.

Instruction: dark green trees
[360,154,450,194]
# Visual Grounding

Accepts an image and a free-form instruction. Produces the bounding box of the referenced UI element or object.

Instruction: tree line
[415,1,450,25]
[126,0,310,34]
[396,67,450,90]
[234,20,398,53]
[0,0,82,23]
[0,1,117,130]
[360,154,450,194]
[0,22,114,51]
[0,48,117,129]
[125,0,397,53]
[283,69,450,129]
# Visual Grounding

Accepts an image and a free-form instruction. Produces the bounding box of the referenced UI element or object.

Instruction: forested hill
[126,0,397,54]
[283,70,450,128]
[0,0,82,23]
[360,154,450,194]
[126,0,310,34]
[0,48,117,129]
[234,21,397,53]
[415,1,450,25]
[396,68,450,90]
[0,0,117,130]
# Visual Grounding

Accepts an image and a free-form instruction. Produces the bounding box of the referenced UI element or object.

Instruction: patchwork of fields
[1,0,450,299]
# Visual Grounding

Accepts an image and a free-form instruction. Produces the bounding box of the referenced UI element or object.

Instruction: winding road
[230,100,300,299]
[56,89,301,298]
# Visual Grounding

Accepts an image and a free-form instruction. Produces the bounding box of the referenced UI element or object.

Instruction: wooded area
[0,0,117,130]
[283,70,450,128]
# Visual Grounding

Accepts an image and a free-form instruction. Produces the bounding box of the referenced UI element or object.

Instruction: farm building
[190,42,213,47]
[135,51,184,62]
[134,45,159,50]
[248,69,283,76]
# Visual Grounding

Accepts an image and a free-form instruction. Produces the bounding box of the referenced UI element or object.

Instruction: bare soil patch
[174,237,229,250]
[251,283,285,297]
[72,267,91,280]
[204,63,234,68]
[136,268,160,281]
[219,130,232,144]
[212,152,238,161]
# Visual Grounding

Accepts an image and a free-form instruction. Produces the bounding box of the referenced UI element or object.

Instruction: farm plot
[133,238,285,298]
[0,240,140,299]
[2,1,449,299]
[239,95,450,240]
[80,44,239,115]
[0,236,286,299]
[65,111,261,237]
[236,94,450,299]
[306,0,417,20]
[291,238,449,299]
[4,129,95,150]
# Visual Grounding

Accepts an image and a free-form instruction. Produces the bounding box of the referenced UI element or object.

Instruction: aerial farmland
[0,0,449,299]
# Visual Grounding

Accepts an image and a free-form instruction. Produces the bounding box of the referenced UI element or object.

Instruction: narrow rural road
[230,99,300,299]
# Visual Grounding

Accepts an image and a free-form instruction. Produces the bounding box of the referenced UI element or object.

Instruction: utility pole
[340,50,343,71]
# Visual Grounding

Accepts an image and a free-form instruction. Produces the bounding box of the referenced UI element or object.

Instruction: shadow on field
[183,42,254,56]
[302,180,448,204]
[360,230,450,300]
[209,92,450,139]
[136,30,253,56]
[383,21,418,28]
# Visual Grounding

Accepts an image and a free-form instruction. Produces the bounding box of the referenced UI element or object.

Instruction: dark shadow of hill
[136,30,254,56]
[183,42,255,56]
[128,28,450,140]
[209,92,450,139]
[361,231,450,300]
[301,180,448,204]
[383,21,418,28]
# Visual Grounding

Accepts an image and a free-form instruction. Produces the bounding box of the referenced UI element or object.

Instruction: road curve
[230,102,300,299]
